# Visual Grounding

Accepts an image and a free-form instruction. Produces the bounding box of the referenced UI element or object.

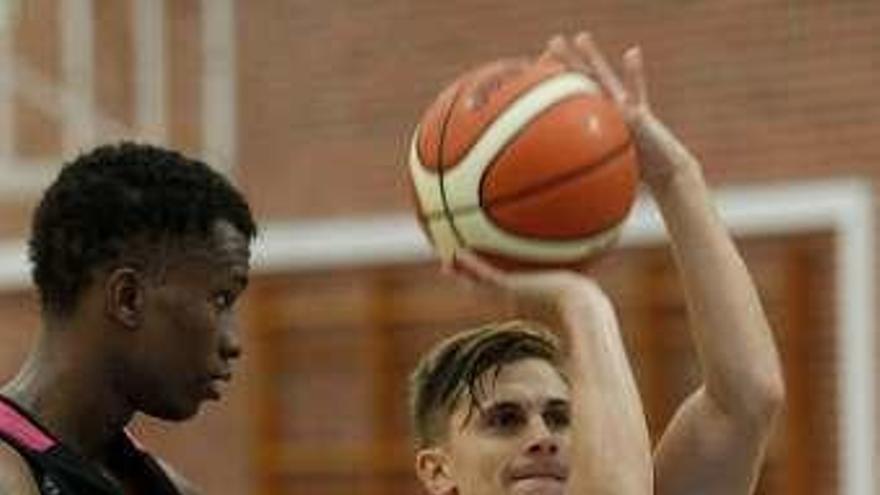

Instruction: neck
[1,326,134,462]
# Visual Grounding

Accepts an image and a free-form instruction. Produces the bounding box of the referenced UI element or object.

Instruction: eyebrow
[482,400,522,411]
[545,398,569,409]
[481,397,570,411]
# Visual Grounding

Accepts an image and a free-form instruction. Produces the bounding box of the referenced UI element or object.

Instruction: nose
[525,420,560,455]
[219,322,242,360]
[527,435,560,455]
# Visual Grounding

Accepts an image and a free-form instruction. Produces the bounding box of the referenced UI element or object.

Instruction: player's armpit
[654,387,780,495]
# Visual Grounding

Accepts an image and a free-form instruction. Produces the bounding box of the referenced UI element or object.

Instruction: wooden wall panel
[244,232,836,494]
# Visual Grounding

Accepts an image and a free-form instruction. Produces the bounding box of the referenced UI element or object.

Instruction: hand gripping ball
[407,57,638,269]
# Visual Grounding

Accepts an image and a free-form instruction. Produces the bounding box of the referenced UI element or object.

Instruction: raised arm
[452,251,653,495]
[551,32,785,495]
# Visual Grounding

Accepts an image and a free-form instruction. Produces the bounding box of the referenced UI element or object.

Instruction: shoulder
[155,457,201,495]
[0,439,40,494]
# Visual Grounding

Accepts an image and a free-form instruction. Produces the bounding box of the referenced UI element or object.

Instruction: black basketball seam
[437,83,467,247]
[433,66,571,248]
[420,135,633,222]
[486,134,634,209]
[421,134,635,240]
[417,88,585,224]
[441,64,562,172]
[477,91,580,206]
[485,137,635,240]
[425,76,636,243]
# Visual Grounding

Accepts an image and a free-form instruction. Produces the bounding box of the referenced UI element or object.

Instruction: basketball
[407,57,639,269]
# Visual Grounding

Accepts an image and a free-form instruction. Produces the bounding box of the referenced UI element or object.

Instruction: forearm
[551,31,783,492]
[649,159,784,422]
[560,292,653,494]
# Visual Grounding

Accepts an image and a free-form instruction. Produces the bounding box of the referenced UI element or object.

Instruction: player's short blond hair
[408,320,562,449]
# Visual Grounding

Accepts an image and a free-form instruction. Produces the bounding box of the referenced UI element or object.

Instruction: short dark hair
[28,142,257,316]
[408,320,562,449]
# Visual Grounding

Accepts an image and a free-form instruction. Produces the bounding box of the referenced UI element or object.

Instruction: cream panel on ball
[441,73,602,213]
[424,215,462,261]
[408,127,447,218]
[453,208,622,263]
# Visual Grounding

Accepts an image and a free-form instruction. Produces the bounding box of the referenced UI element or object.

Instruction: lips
[211,371,233,382]
[202,371,233,400]
[508,468,567,495]
[508,462,569,483]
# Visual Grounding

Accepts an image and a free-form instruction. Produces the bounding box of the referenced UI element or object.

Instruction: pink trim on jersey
[0,400,55,452]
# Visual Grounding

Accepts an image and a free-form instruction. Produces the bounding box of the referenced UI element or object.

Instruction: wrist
[634,115,704,192]
[643,158,705,200]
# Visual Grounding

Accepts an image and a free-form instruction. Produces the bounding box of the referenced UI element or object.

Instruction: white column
[201,0,238,173]
[0,1,15,165]
[201,0,236,173]
[836,183,876,495]
[60,0,95,154]
[133,0,166,144]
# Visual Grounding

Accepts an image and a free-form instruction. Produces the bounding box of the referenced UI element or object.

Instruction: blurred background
[0,0,877,494]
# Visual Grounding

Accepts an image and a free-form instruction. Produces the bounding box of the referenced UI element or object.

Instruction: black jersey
[0,395,181,495]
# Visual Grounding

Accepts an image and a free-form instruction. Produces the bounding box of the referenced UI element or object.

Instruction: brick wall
[0,1,877,494]
[237,0,880,218]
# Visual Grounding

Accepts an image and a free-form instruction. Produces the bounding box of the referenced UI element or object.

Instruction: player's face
[128,219,250,420]
[442,358,571,495]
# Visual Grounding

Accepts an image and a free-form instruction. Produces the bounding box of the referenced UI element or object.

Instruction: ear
[415,447,456,495]
[104,267,145,329]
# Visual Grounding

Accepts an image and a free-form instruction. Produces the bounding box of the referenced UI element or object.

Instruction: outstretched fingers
[544,35,592,76]
[572,32,629,106]
[622,46,650,112]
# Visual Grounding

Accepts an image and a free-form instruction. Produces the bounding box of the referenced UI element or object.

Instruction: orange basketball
[407,57,638,269]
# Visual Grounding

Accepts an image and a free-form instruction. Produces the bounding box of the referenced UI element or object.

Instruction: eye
[543,405,570,431]
[212,290,236,311]
[483,405,526,432]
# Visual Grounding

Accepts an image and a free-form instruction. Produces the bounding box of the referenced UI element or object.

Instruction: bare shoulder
[0,440,40,494]
[156,457,201,495]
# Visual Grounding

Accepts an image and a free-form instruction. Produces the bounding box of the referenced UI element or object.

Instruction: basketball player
[0,143,256,494]
[409,32,784,495]
[411,259,653,494]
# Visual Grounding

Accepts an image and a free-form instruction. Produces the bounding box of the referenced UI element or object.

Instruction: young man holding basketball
[0,143,256,494]
[409,32,784,495]
[411,264,654,495]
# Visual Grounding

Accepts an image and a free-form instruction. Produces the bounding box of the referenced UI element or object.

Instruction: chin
[142,398,202,422]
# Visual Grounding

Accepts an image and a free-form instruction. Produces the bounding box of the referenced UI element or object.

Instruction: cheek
[556,433,572,460]
[449,436,511,489]
[163,300,217,353]
[187,311,221,352]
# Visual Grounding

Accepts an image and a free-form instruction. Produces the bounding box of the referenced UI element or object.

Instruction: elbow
[743,371,786,429]
[762,375,786,415]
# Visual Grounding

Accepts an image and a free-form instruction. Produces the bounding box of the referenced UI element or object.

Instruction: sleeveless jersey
[0,395,181,494]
